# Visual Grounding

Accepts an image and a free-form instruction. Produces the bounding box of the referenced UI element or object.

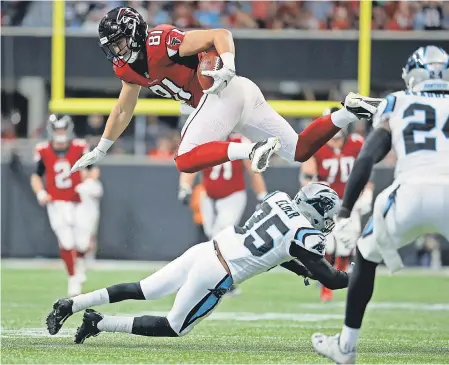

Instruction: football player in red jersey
[178,134,267,240]
[71,6,381,175]
[300,108,372,301]
[30,115,100,297]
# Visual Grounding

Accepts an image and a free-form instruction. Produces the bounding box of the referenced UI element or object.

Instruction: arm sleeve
[164,27,199,70]
[339,128,392,218]
[280,259,314,278]
[35,159,45,176]
[289,244,349,290]
[33,148,45,176]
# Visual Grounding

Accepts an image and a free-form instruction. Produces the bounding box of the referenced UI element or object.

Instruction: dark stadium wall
[2,36,448,83]
[3,161,448,265]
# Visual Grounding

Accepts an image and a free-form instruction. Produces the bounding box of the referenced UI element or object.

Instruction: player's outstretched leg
[47,244,202,335]
[46,282,145,335]
[312,248,378,363]
[74,310,179,344]
[175,137,280,173]
[295,94,382,162]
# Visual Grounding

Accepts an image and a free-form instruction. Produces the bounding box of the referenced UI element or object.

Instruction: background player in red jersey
[300,108,372,301]
[178,134,267,240]
[70,6,381,175]
[30,115,100,297]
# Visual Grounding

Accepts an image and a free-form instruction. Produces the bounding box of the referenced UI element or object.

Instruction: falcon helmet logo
[116,7,140,37]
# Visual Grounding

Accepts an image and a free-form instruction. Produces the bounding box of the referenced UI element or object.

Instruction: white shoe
[68,276,82,297]
[343,92,383,120]
[311,333,357,364]
[249,137,281,173]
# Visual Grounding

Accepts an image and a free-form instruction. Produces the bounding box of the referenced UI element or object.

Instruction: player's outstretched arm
[71,81,140,173]
[280,260,314,279]
[290,245,349,290]
[299,156,318,187]
[102,81,141,141]
[178,172,198,205]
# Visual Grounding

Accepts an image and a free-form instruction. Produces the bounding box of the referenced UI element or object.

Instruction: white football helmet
[294,182,341,234]
[47,114,74,143]
[402,45,449,92]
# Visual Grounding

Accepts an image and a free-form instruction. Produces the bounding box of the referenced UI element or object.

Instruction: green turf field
[1,265,449,364]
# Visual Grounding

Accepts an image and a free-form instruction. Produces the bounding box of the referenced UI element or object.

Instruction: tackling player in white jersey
[312,45,449,364]
[46,183,349,342]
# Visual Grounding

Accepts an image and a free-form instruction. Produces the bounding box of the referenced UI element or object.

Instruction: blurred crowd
[1,1,448,30]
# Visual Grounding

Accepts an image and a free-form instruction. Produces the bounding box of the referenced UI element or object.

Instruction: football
[197,50,223,90]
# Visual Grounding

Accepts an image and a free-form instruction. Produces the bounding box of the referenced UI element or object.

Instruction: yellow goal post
[49,0,372,117]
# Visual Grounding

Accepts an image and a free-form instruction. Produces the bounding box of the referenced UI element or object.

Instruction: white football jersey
[373,91,449,183]
[215,191,326,283]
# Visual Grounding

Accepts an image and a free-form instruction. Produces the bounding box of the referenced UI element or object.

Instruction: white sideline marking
[297,302,449,311]
[2,258,449,276]
[115,311,343,322]
[1,328,73,338]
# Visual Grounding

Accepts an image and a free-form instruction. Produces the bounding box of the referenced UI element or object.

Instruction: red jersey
[113,24,204,108]
[34,139,89,202]
[202,135,249,200]
[314,134,364,198]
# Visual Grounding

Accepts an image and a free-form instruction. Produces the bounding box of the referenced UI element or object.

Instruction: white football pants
[139,241,233,335]
[178,76,298,162]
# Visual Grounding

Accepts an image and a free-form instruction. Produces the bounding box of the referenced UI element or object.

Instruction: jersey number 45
[237,203,289,257]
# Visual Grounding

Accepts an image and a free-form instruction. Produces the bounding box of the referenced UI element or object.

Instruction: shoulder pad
[35,141,49,151]
[72,138,88,147]
[294,227,326,256]
[372,92,399,129]
[263,190,285,201]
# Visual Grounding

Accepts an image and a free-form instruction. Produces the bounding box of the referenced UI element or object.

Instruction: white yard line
[2,259,449,276]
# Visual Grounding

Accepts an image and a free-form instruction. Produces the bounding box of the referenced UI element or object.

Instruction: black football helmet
[98,7,148,67]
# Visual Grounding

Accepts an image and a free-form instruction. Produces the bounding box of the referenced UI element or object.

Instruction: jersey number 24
[403,103,449,154]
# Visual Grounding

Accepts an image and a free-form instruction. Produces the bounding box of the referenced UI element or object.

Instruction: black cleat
[74,309,103,344]
[46,298,73,335]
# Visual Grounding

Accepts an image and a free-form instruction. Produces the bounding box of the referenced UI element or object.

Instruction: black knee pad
[132,316,178,337]
[107,282,145,303]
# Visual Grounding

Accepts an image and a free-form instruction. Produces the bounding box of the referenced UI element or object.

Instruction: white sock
[76,257,86,276]
[97,315,133,333]
[72,288,109,313]
[331,108,359,128]
[340,324,360,353]
[227,142,254,161]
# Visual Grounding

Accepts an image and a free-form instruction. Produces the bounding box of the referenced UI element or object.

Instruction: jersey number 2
[54,160,72,189]
[403,103,449,154]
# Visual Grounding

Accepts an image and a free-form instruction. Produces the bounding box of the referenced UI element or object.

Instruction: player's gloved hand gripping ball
[197,50,236,95]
